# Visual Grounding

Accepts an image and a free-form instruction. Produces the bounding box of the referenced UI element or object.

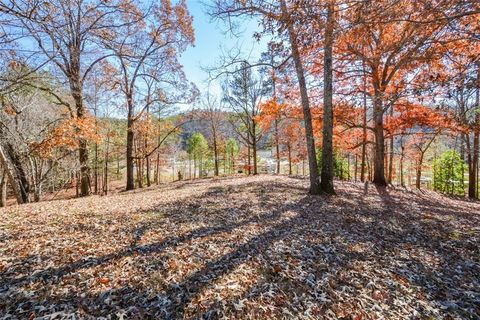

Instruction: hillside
[0,175,479,319]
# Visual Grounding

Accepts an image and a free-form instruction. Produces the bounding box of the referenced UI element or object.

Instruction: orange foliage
[31,116,99,158]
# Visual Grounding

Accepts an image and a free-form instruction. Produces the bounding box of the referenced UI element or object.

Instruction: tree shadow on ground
[1,179,479,319]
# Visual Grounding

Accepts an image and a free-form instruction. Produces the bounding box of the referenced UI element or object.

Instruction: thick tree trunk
[72,90,90,197]
[469,66,480,199]
[281,0,320,195]
[320,1,335,194]
[373,89,387,186]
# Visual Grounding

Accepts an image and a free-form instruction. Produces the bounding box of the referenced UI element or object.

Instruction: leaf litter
[0,175,479,319]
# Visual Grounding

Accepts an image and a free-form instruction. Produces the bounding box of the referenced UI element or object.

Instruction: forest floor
[0,175,479,319]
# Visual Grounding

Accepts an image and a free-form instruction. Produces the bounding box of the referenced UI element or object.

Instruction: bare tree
[0,0,134,196]
[223,63,266,175]
[102,0,196,190]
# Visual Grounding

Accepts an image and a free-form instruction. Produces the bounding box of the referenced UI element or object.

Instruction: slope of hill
[0,175,479,319]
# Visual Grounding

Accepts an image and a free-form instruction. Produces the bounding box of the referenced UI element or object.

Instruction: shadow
[1,178,479,319]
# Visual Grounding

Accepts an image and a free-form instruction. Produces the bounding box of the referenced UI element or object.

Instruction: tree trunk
[373,88,387,186]
[213,131,219,176]
[320,1,335,194]
[360,60,368,182]
[136,138,143,189]
[288,144,292,175]
[0,142,29,204]
[469,65,480,199]
[388,107,394,184]
[94,142,98,194]
[103,132,110,195]
[252,124,258,175]
[156,151,161,184]
[281,0,320,195]
[247,144,251,175]
[415,154,424,189]
[193,157,197,179]
[117,155,120,180]
[0,170,7,207]
[223,147,227,174]
[188,155,192,179]
[73,90,90,197]
[126,101,135,190]
[275,119,280,174]
[400,145,405,187]
[354,153,358,182]
[145,140,151,187]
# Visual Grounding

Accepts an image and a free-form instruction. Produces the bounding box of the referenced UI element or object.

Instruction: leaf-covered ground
[1,175,479,319]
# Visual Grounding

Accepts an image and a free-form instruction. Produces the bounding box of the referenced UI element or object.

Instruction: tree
[320,0,336,194]
[338,0,469,186]
[102,0,196,190]
[187,133,209,178]
[0,67,97,203]
[434,150,468,195]
[223,63,266,175]
[0,0,132,196]
[225,138,240,174]
[197,95,225,176]
[211,0,322,194]
[386,102,452,189]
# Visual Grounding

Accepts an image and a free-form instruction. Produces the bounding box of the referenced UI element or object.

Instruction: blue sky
[179,0,266,100]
